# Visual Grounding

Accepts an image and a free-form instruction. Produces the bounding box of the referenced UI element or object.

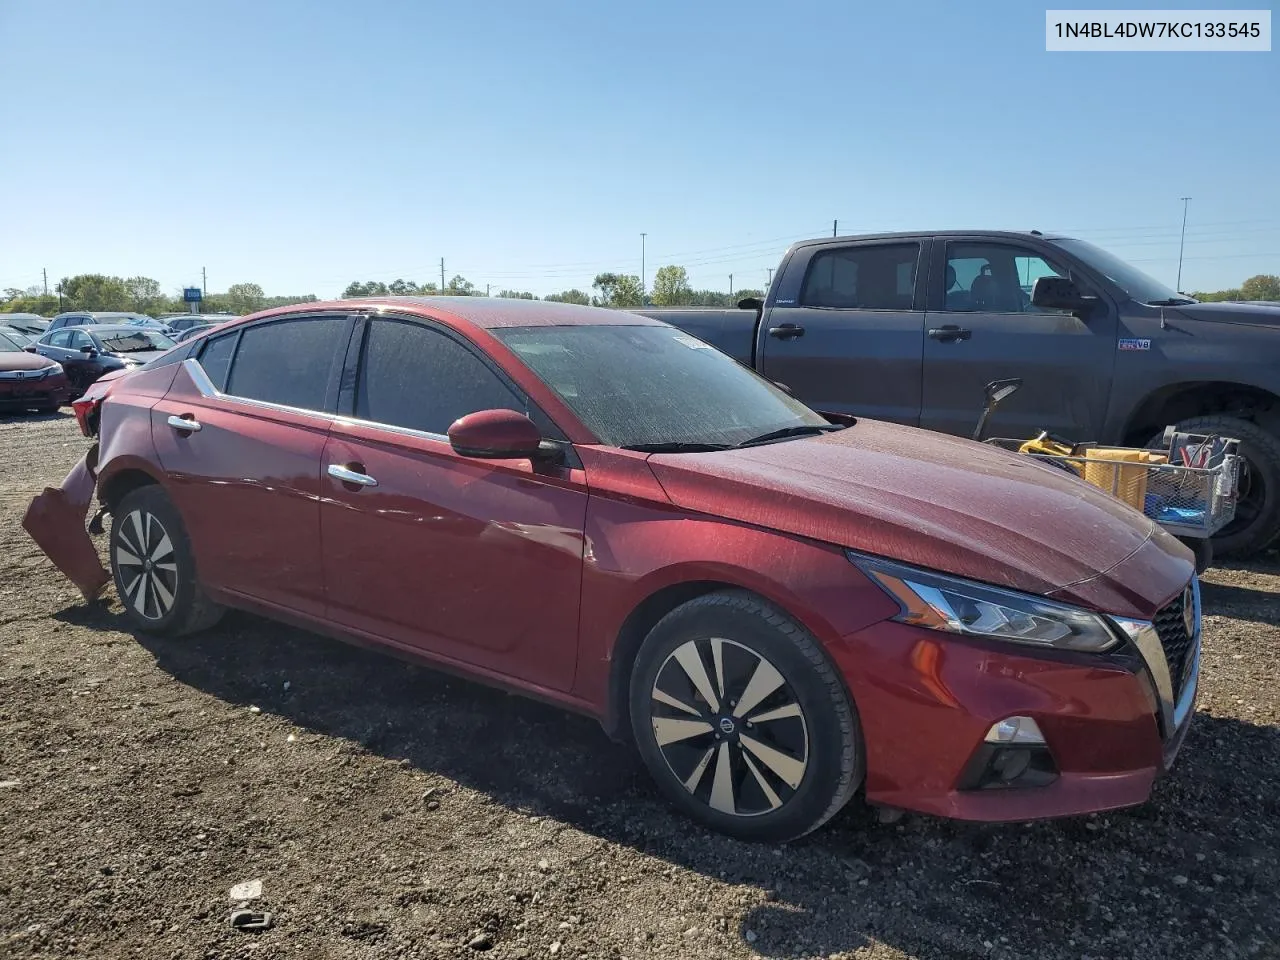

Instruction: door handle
[328,463,378,487]
[167,415,202,432]
[928,325,972,342]
[767,323,805,340]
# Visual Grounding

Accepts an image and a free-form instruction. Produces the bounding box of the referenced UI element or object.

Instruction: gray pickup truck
[636,230,1280,557]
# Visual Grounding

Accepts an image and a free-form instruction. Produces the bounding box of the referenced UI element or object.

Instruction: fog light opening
[984,716,1046,745]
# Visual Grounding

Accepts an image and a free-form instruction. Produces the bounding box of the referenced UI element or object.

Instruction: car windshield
[0,331,27,352]
[492,324,833,448]
[1049,238,1195,304]
[99,330,176,353]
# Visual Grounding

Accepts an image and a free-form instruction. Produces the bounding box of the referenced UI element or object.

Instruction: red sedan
[26,298,1199,841]
[0,327,70,412]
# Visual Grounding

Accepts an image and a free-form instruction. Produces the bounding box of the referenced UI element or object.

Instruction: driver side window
[68,330,92,350]
[944,243,1075,315]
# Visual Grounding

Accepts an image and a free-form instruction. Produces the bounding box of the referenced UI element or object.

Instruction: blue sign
[183,287,203,303]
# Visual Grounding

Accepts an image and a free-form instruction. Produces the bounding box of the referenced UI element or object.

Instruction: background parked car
[165,313,240,334]
[1,313,50,336]
[174,324,217,343]
[34,324,176,395]
[0,328,70,412]
[47,311,174,336]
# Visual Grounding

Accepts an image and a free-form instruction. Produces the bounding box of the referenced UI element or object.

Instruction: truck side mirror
[1031,276,1093,313]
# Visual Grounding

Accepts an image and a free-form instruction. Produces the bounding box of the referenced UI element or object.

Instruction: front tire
[109,485,223,636]
[629,591,862,842]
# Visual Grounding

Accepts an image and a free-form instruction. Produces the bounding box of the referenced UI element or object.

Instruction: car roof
[88,324,167,335]
[54,311,148,319]
[252,296,667,330]
[789,229,1075,249]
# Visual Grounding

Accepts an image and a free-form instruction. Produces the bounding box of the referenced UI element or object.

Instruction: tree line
[342,266,762,308]
[1190,274,1280,302]
[1,275,317,317]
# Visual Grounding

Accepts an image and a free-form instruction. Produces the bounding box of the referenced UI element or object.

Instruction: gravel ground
[2,412,1278,960]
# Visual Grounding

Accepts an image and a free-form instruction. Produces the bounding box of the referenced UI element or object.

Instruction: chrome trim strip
[1115,576,1201,738]
[181,358,335,424]
[331,414,449,444]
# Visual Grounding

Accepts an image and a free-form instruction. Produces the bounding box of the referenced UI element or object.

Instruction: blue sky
[1,0,1276,299]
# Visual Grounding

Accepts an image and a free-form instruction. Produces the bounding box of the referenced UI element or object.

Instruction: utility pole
[729,273,734,297]
[1176,197,1192,293]
[640,233,647,298]
[486,284,491,297]
[202,267,207,298]
[766,267,774,288]
[441,258,446,294]
[42,268,48,295]
[833,219,838,237]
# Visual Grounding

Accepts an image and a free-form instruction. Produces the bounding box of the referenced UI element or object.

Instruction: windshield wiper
[1146,297,1196,306]
[621,441,734,453]
[735,424,846,448]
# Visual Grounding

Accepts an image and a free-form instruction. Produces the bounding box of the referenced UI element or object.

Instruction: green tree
[496,289,537,299]
[1190,288,1241,302]
[225,283,266,314]
[544,289,590,305]
[59,274,129,311]
[124,276,168,314]
[445,275,476,296]
[1240,274,1280,301]
[388,278,421,295]
[651,265,693,306]
[591,273,622,306]
[343,280,389,297]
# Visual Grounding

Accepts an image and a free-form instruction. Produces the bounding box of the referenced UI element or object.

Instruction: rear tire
[1151,416,1280,558]
[628,590,862,842]
[109,485,224,636]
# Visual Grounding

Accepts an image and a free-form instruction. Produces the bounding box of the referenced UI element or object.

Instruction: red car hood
[647,419,1171,604]
[0,352,57,372]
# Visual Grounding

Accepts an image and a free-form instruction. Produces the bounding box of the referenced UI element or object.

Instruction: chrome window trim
[182,358,335,423]
[333,414,450,445]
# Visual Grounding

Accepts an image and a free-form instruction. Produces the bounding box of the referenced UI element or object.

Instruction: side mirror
[79,345,97,355]
[448,409,546,460]
[23,345,37,353]
[1031,276,1093,312]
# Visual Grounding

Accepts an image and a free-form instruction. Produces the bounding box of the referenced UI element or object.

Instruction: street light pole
[1176,197,1191,293]
[640,233,647,299]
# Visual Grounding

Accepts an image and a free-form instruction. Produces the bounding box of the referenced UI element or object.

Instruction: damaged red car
[24,299,1200,841]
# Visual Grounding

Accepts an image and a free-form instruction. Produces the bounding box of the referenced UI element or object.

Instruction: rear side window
[800,243,920,310]
[197,332,237,391]
[68,330,92,350]
[225,317,346,411]
[356,318,528,436]
[47,330,72,348]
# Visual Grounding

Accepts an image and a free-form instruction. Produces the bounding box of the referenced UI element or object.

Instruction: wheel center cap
[144,559,154,571]
[718,716,736,735]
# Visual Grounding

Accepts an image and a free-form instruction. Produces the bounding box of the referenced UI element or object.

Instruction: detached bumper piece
[21,446,110,602]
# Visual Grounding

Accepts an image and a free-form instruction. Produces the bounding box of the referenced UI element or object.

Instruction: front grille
[1153,587,1195,695]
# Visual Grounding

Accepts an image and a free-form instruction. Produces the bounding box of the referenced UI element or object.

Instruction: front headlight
[848,551,1119,652]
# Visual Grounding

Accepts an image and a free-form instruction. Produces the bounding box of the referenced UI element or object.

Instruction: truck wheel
[628,591,863,842]
[109,485,224,636]
[1152,416,1280,558]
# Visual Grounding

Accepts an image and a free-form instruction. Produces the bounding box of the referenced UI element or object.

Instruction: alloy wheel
[649,637,809,817]
[114,509,179,621]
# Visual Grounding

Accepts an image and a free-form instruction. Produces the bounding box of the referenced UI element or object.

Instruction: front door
[920,240,1119,441]
[319,315,588,692]
[151,313,354,618]
[757,240,926,424]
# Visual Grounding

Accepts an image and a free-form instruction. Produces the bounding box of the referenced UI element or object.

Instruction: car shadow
[1199,579,1280,626]
[52,602,1280,959]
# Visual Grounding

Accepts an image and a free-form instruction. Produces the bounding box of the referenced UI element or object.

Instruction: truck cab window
[800,243,920,310]
[945,244,1076,314]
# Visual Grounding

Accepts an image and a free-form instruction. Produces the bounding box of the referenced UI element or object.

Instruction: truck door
[757,240,926,425]
[920,239,1118,441]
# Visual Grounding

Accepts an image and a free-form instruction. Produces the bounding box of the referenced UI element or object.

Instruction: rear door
[920,239,1119,441]
[319,314,588,692]
[151,312,354,618]
[757,240,927,424]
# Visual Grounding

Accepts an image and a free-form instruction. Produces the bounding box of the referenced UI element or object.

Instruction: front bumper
[21,446,110,602]
[829,604,1200,822]
[0,374,71,408]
